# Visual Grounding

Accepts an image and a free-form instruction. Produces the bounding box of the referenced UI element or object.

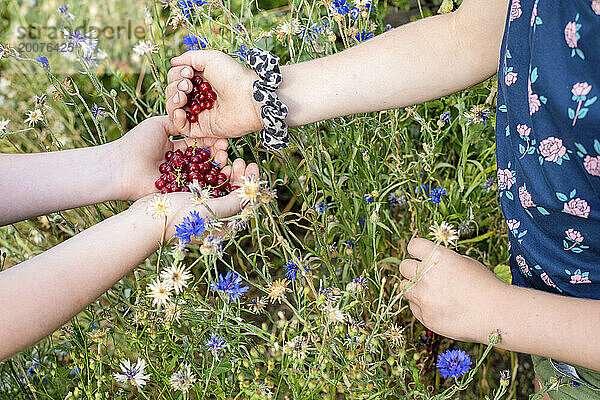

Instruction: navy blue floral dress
[496,0,600,299]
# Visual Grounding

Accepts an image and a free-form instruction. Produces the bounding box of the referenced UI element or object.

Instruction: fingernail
[178,80,189,91]
[181,68,192,78]
[173,93,181,105]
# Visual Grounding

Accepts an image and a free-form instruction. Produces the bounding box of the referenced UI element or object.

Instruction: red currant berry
[160,187,169,194]
[174,149,184,157]
[207,91,217,101]
[197,92,207,102]
[205,100,214,110]
[155,179,166,190]
[181,186,191,192]
[213,189,224,197]
[188,163,200,172]
[159,163,169,174]
[199,82,211,92]
[198,162,211,174]
[205,172,217,185]
[231,185,241,191]
[164,151,174,161]
[190,85,200,97]
[166,174,177,183]
[188,113,198,123]
[192,75,203,86]
[190,102,202,114]
[216,172,228,181]
[222,183,232,192]
[199,149,211,162]
[189,171,202,181]
[190,155,201,164]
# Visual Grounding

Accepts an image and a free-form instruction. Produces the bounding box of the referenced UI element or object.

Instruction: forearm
[0,207,163,360]
[486,285,600,371]
[0,143,124,225]
[278,2,507,126]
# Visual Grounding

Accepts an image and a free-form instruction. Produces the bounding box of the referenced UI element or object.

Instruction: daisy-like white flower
[324,304,345,324]
[464,105,491,126]
[113,358,150,388]
[86,327,109,343]
[238,175,267,206]
[429,221,459,246]
[283,336,308,360]
[144,6,154,25]
[160,263,191,294]
[164,302,181,323]
[266,279,291,304]
[169,364,196,393]
[189,181,212,205]
[133,40,159,56]
[145,194,172,220]
[170,11,187,28]
[387,323,405,346]
[24,109,43,127]
[0,119,9,133]
[248,296,268,314]
[200,235,223,257]
[147,278,172,308]
[274,18,300,43]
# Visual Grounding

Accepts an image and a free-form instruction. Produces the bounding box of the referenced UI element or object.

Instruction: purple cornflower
[284,261,309,281]
[331,0,351,15]
[232,45,248,61]
[439,111,452,124]
[363,194,373,204]
[90,104,105,119]
[315,201,328,214]
[299,24,322,42]
[484,177,495,192]
[57,4,74,20]
[206,334,227,360]
[174,210,205,244]
[354,30,374,42]
[345,240,355,248]
[36,55,50,69]
[178,0,208,18]
[209,270,248,302]
[437,349,472,379]
[182,34,208,51]
[429,187,447,204]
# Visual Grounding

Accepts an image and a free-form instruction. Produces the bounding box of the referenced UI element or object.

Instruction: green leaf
[595,139,600,154]
[569,188,577,198]
[556,192,568,202]
[578,108,589,119]
[537,207,549,215]
[493,264,512,284]
[210,361,232,377]
[574,142,587,155]
[568,108,575,119]
[519,144,525,154]
[584,96,597,107]
[531,67,538,83]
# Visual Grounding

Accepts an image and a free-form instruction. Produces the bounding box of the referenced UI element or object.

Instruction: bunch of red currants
[185,75,217,123]
[154,147,232,197]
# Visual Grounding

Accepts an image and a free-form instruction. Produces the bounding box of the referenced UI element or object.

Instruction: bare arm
[278,0,509,126]
[167,0,509,137]
[0,161,258,361]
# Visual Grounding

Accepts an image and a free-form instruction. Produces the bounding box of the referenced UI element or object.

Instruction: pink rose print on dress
[505,71,518,86]
[528,78,541,115]
[509,0,522,21]
[516,255,531,276]
[506,218,527,242]
[530,0,542,27]
[565,269,592,284]
[540,272,558,289]
[573,140,600,178]
[583,155,600,176]
[517,124,536,159]
[497,169,515,190]
[538,137,569,165]
[593,0,600,15]
[563,229,589,253]
[518,185,536,208]
[563,198,590,218]
[569,82,597,126]
[564,15,585,59]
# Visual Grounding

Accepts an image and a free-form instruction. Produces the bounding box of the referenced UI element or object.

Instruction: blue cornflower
[182,34,208,51]
[359,217,366,227]
[331,0,351,15]
[206,334,227,360]
[174,210,205,244]
[70,366,81,376]
[465,105,490,126]
[209,270,249,302]
[483,177,495,192]
[178,0,207,18]
[354,30,374,42]
[315,201,328,214]
[57,4,74,20]
[363,194,373,204]
[90,104,105,119]
[416,183,430,194]
[352,276,368,288]
[299,24,322,42]
[439,111,452,124]
[437,349,472,379]
[284,260,309,281]
[232,45,248,61]
[385,23,392,31]
[36,55,50,69]
[345,240,355,248]
[429,187,447,204]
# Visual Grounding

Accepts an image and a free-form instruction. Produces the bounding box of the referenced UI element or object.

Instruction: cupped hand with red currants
[165,50,264,139]
[113,115,258,241]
